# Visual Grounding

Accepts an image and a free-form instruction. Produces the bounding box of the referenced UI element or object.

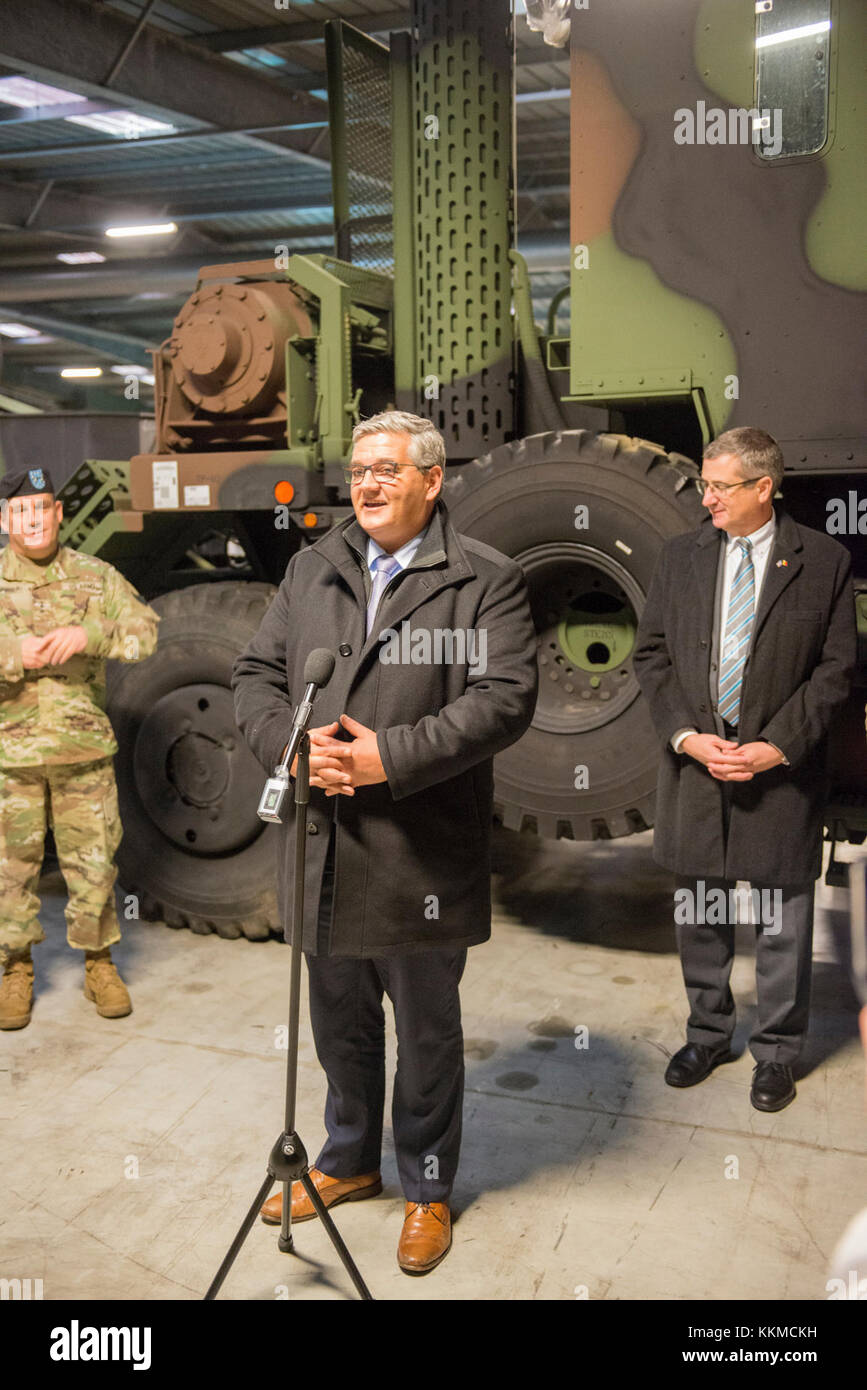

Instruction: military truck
[43,0,865,938]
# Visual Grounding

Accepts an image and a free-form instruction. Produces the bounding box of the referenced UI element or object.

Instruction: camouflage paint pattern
[0,544,159,767]
[696,0,866,293]
[568,45,737,428]
[568,0,865,471]
[0,757,122,956]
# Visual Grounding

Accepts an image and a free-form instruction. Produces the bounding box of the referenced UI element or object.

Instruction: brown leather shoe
[397,1201,451,1274]
[260,1167,382,1225]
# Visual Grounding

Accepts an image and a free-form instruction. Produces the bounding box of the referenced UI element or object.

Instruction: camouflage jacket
[0,544,159,767]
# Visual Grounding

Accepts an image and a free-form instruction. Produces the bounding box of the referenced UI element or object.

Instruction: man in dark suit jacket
[633,427,856,1111]
[232,411,537,1273]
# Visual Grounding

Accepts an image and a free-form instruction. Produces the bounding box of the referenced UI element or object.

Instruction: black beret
[0,467,56,500]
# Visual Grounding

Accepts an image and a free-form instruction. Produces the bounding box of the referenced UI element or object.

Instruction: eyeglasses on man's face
[694,476,764,498]
[344,461,427,486]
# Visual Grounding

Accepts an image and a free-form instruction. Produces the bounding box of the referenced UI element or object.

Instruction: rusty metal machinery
[155,270,314,450]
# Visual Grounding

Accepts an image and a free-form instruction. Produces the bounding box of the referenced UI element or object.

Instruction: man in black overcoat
[232,411,537,1272]
[633,427,856,1111]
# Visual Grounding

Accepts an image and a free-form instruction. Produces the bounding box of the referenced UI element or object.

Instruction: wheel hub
[518,542,644,734]
[134,683,265,854]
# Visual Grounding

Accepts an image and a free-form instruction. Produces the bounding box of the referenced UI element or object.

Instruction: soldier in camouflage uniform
[0,467,159,1029]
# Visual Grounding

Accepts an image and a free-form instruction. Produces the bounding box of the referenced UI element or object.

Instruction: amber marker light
[274,480,294,504]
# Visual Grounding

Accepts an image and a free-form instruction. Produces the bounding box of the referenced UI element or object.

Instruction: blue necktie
[366,554,400,637]
[717,538,755,727]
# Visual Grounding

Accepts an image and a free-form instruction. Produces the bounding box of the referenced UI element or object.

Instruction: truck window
[755,0,832,159]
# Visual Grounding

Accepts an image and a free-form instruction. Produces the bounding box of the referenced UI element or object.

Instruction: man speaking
[232,411,537,1274]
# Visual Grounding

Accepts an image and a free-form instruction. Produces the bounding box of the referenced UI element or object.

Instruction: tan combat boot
[84,948,132,1018]
[0,949,34,1030]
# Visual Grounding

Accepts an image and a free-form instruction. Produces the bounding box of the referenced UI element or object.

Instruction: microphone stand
[205,732,374,1301]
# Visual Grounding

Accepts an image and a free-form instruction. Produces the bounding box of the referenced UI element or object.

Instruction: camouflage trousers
[0,758,122,959]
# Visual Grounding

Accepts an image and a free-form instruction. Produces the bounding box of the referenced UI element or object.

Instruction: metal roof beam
[0,120,328,167]
[0,178,155,235]
[0,176,567,239]
[0,0,328,163]
[0,177,333,235]
[192,12,411,52]
[191,12,567,71]
[0,309,155,366]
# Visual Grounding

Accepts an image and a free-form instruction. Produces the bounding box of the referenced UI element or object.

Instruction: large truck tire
[444,430,705,839]
[106,581,281,940]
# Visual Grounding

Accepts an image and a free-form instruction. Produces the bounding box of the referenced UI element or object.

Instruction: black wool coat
[231,500,538,955]
[633,510,856,885]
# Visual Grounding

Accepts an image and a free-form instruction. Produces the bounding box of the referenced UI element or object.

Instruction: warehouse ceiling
[0,0,571,411]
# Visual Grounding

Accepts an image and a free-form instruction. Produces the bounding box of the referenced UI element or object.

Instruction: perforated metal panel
[410,0,515,457]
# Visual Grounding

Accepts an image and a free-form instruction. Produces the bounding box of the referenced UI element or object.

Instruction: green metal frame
[390,27,416,414]
[404,0,515,457]
[281,253,392,477]
[58,459,137,553]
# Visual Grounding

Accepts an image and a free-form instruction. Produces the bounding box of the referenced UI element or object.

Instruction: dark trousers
[674,875,814,1063]
[674,742,815,1064]
[304,835,467,1202]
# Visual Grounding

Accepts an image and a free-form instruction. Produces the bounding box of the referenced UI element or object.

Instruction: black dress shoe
[664,1041,733,1088]
[750,1062,796,1112]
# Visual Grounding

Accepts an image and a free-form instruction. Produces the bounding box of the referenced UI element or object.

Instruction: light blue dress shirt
[365,523,430,581]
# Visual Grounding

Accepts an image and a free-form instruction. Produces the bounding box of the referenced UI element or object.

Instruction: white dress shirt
[717,512,776,654]
[671,511,787,761]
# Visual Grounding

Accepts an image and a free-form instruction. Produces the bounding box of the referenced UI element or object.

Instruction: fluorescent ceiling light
[0,322,41,338]
[56,250,107,264]
[755,20,831,49]
[65,111,175,138]
[105,222,177,238]
[60,367,102,378]
[515,88,571,103]
[0,76,85,108]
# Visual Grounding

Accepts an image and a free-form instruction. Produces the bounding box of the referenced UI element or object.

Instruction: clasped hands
[293,714,387,796]
[682,733,784,781]
[20,625,88,669]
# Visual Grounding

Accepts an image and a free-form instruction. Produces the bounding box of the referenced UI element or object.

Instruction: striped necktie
[366,554,400,637]
[717,537,755,727]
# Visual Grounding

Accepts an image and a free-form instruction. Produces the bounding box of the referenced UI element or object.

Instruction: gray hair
[351,410,446,472]
[703,427,784,492]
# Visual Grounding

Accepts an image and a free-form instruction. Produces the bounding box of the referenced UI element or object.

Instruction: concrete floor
[1,828,865,1302]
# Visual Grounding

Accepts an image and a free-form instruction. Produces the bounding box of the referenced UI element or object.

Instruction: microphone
[257,648,336,823]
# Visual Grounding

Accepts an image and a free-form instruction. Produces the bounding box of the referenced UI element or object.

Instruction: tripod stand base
[205,734,372,1299]
[205,1131,374,1300]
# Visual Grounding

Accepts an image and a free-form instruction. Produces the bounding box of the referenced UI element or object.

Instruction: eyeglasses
[694,477,763,498]
[344,462,426,486]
